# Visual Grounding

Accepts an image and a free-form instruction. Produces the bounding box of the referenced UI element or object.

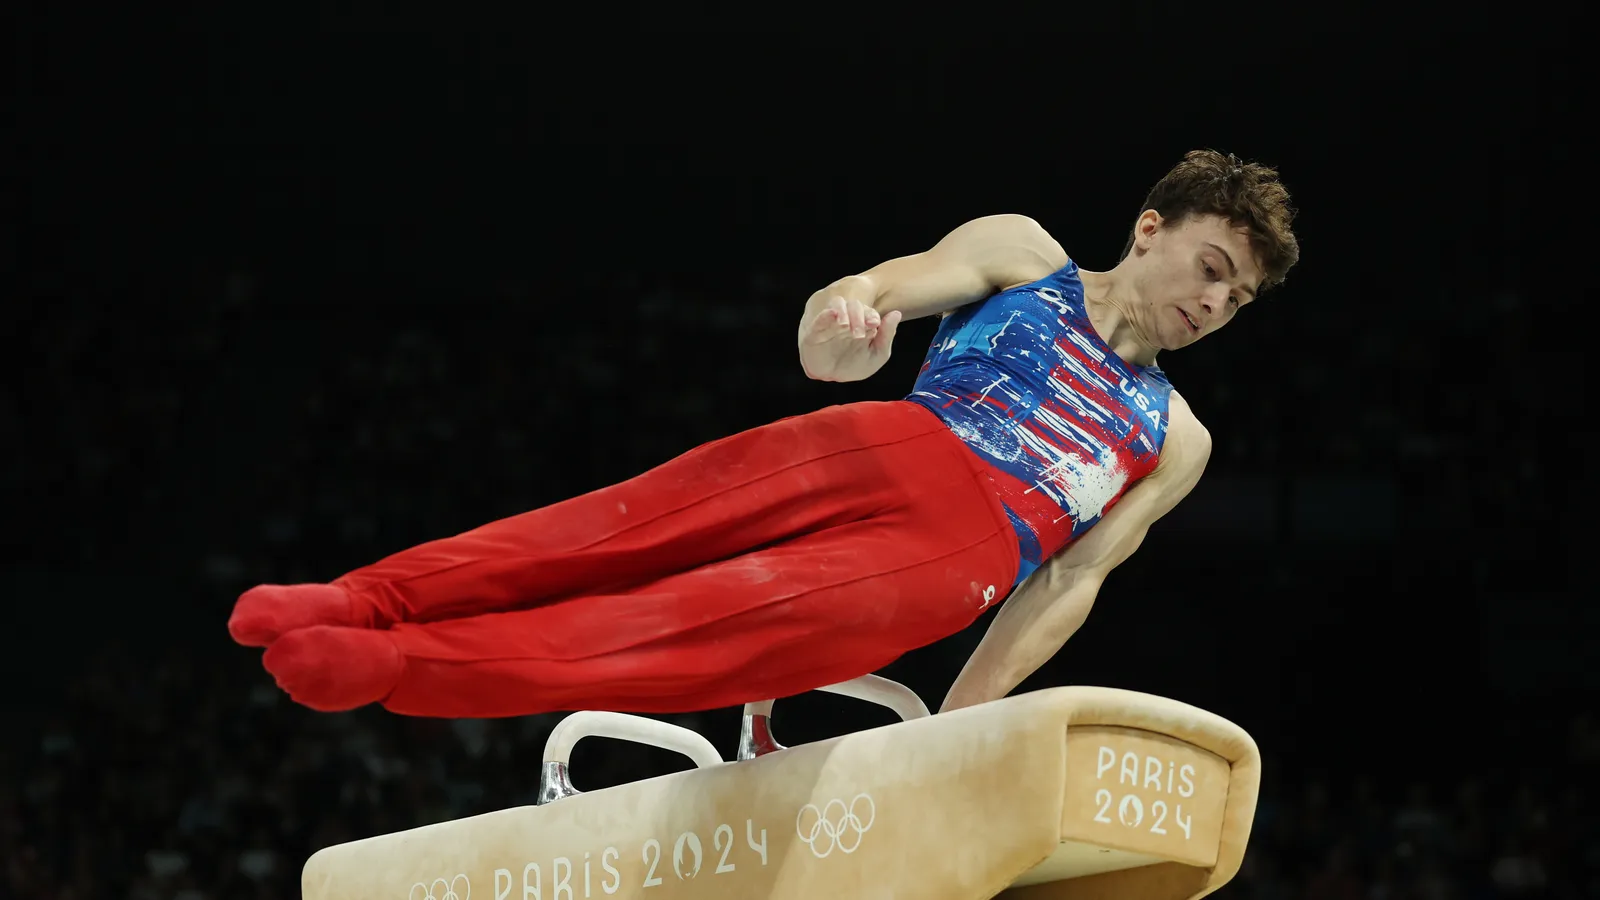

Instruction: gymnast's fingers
[803,298,846,344]
[846,298,867,338]
[870,309,901,353]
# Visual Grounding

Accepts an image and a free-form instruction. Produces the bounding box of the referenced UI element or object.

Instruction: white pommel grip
[539,711,723,804]
[543,711,724,769]
[817,674,931,721]
[739,674,930,760]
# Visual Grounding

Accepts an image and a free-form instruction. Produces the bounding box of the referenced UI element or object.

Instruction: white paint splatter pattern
[905,261,1174,567]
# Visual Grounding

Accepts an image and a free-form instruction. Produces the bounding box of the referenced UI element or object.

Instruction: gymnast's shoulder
[946,213,1070,293]
[1153,392,1212,483]
[855,214,1068,322]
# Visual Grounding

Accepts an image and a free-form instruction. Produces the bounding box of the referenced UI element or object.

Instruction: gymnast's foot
[228,583,361,647]
[262,625,404,712]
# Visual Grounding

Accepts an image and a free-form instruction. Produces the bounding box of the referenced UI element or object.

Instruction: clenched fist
[798,294,903,383]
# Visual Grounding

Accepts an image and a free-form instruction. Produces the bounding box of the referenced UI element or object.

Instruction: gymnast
[228,149,1299,720]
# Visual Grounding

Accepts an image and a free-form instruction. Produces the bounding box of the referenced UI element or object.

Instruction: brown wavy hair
[1122,150,1301,292]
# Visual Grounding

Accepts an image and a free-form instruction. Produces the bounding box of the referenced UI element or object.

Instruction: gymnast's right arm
[797,214,1066,383]
[939,398,1214,713]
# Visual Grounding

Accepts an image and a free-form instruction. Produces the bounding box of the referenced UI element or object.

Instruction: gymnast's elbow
[993,568,1100,663]
[1036,576,1101,641]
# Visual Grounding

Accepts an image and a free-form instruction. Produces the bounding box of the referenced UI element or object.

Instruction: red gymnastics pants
[228,400,1021,718]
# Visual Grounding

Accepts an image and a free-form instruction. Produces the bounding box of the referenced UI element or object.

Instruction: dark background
[7,14,1591,899]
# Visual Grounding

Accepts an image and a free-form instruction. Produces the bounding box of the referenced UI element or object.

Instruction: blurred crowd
[1240,727,1599,900]
[6,648,1597,899]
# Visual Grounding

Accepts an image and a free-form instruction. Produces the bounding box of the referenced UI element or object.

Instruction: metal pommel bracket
[737,675,931,760]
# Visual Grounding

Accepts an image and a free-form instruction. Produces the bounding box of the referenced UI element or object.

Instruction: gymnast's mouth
[1180,309,1199,333]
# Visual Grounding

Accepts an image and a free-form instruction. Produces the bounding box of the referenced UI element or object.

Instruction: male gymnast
[228,149,1299,718]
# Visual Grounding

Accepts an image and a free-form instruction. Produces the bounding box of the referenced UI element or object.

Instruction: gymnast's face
[1128,212,1264,351]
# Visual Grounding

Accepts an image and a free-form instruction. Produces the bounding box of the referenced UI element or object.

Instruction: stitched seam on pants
[385,422,949,589]
[401,524,1013,664]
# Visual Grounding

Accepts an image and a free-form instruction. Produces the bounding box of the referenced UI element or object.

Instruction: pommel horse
[302,681,1260,899]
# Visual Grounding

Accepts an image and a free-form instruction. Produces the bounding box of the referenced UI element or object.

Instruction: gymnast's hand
[798,292,903,383]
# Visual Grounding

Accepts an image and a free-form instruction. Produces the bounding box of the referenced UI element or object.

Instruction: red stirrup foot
[228,583,360,647]
[261,625,404,712]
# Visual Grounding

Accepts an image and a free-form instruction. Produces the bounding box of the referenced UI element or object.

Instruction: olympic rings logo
[796,793,876,858]
[409,875,470,900]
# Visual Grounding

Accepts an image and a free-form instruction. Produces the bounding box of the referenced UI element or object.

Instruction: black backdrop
[8,16,1591,899]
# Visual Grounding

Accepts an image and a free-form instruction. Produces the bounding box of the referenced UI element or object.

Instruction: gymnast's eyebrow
[1204,242,1255,300]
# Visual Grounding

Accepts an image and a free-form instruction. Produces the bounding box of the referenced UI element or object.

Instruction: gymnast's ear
[1129,209,1166,252]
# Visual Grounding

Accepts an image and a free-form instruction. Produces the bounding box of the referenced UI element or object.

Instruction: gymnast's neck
[1078,266,1161,369]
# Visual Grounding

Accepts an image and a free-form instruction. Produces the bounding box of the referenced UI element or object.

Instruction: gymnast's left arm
[939,395,1213,713]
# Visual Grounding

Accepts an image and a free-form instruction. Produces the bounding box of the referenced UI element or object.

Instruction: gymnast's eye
[1202,263,1218,279]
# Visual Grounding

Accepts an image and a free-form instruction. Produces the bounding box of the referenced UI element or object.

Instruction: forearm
[939,571,1100,713]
